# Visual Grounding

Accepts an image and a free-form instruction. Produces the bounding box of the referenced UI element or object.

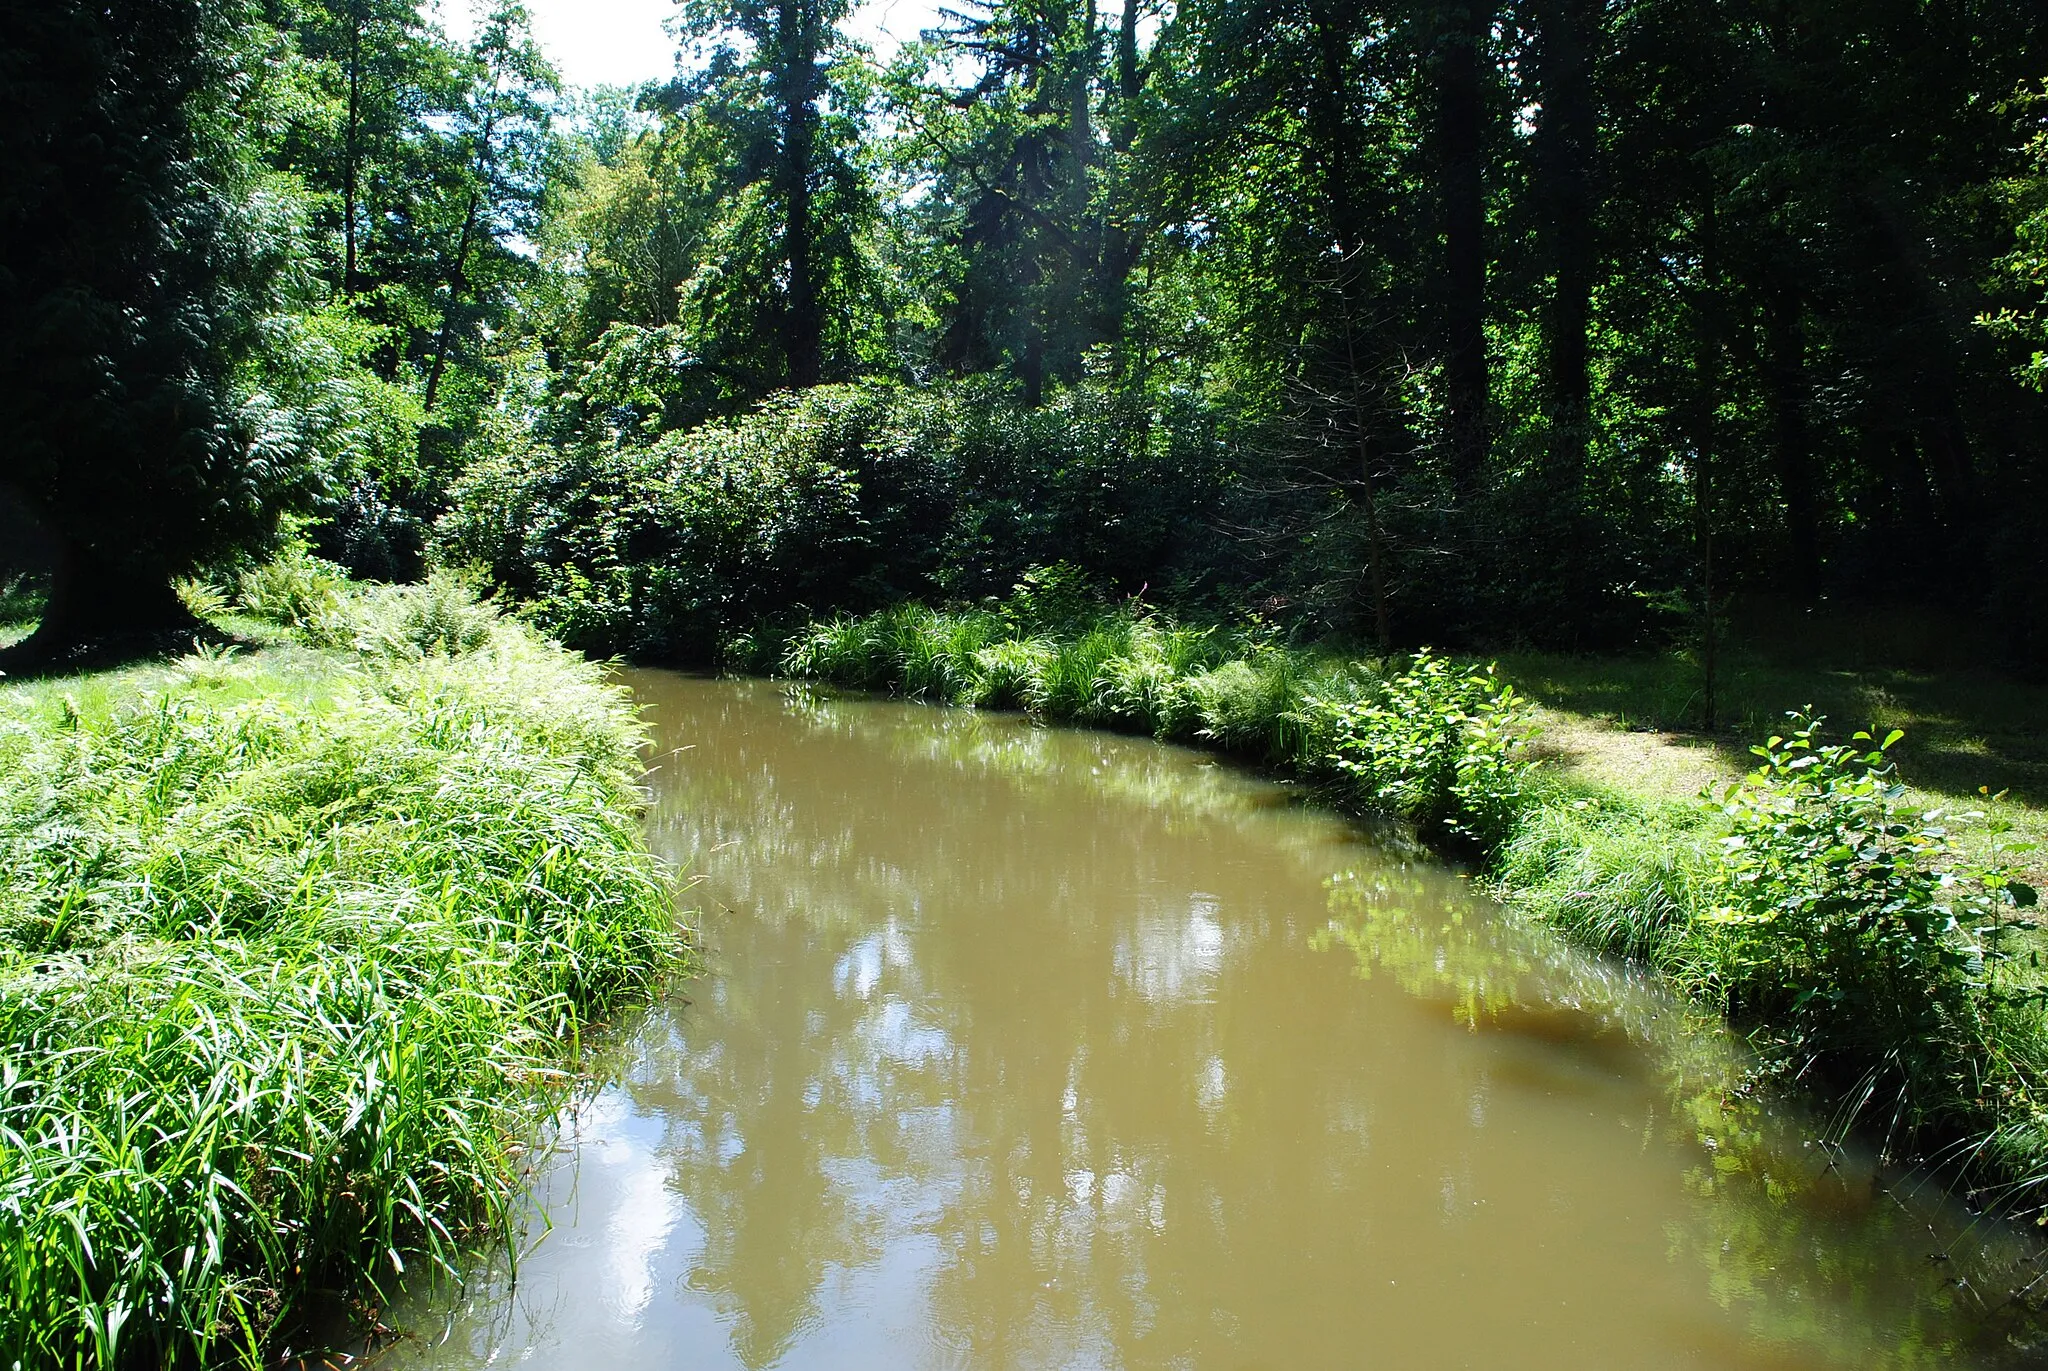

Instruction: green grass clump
[778,587,1531,847]
[0,594,682,1368]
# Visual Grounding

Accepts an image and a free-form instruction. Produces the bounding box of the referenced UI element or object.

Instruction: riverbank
[0,578,685,1368]
[772,598,2048,1216]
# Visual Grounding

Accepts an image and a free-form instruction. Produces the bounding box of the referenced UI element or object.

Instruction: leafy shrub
[1091,619,1222,737]
[1495,794,1714,964]
[1693,715,2030,1062]
[1001,561,1102,637]
[441,380,1232,662]
[1315,652,1538,845]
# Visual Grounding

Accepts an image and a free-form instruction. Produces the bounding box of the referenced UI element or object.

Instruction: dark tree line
[6,0,2048,663]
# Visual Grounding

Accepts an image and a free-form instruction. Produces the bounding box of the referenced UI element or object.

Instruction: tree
[423,5,556,414]
[670,0,873,391]
[889,0,1119,402]
[0,0,323,661]
[1527,0,1597,495]
[280,0,450,298]
[1430,0,1494,500]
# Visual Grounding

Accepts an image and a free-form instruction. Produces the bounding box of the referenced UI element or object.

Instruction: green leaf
[1883,729,1905,749]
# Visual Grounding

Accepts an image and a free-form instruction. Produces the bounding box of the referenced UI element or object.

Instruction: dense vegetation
[5,0,2048,1357]
[10,0,2047,674]
[0,577,681,1368]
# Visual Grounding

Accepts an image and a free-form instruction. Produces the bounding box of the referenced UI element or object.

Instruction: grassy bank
[775,594,2048,1214]
[0,575,684,1368]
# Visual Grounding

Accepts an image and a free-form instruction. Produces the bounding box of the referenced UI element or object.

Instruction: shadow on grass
[0,616,246,682]
[1497,649,2048,808]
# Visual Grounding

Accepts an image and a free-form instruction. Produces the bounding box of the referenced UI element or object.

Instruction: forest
[6,0,2047,667]
[6,0,2048,1366]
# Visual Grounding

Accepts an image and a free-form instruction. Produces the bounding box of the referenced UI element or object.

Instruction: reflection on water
[370,676,2045,1370]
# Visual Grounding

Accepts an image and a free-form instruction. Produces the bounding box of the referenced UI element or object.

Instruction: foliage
[1694,717,2032,1075]
[0,0,330,640]
[230,541,351,630]
[0,597,681,1368]
[307,572,504,658]
[1495,713,2048,1201]
[1318,654,1538,847]
[442,381,1231,661]
[780,591,1535,848]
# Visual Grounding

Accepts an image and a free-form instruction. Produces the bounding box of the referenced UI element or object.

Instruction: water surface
[371,675,2041,1369]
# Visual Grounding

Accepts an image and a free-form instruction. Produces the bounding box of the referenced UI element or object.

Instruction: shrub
[1314,652,1538,846]
[1691,715,2028,1066]
[1091,619,1221,737]
[350,573,501,658]
[440,380,1234,662]
[1495,793,1717,964]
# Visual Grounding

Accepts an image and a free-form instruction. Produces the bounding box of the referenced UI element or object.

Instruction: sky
[439,0,950,91]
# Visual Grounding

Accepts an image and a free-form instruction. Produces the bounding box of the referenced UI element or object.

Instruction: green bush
[965,637,1057,712]
[440,381,1233,663]
[0,625,682,1368]
[1312,653,1538,846]
[1494,714,2048,1200]
[1690,716,2029,1068]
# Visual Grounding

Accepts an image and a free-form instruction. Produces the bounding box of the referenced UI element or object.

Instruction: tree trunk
[1309,7,1366,264]
[8,533,201,670]
[1437,0,1491,499]
[1532,0,1593,494]
[779,0,824,388]
[1764,280,1821,601]
[1091,0,1146,337]
[422,187,479,414]
[343,10,363,297]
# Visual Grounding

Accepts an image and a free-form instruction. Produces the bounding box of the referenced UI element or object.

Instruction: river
[367,674,2043,1369]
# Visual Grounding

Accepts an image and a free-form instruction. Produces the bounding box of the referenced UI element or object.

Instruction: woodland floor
[1502,648,2048,885]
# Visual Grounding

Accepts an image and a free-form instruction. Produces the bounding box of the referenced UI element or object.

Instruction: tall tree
[673,0,864,390]
[1528,0,1597,493]
[0,0,322,660]
[1431,0,1494,499]
[282,0,452,299]
[423,4,555,414]
[888,0,1172,401]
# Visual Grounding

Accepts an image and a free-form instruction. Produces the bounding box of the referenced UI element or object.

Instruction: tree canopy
[7,0,2048,666]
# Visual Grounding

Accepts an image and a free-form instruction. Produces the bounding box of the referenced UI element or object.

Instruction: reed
[0,598,683,1368]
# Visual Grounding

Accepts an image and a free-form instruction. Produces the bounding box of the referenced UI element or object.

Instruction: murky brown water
[370,675,2043,1370]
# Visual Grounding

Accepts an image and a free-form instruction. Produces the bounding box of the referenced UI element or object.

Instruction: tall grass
[779,597,1533,847]
[0,584,683,1368]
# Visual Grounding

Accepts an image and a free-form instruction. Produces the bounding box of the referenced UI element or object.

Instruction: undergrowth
[776,578,2048,1218]
[777,585,1531,848]
[0,569,684,1369]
